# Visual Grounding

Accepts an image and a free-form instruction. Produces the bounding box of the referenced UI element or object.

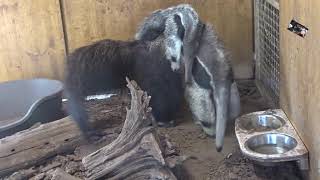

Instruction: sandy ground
[158,80,305,180]
[4,80,305,180]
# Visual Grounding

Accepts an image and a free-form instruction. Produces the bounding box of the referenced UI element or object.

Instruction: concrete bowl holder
[0,78,64,138]
[235,109,309,170]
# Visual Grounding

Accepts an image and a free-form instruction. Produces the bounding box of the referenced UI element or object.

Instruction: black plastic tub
[0,78,64,138]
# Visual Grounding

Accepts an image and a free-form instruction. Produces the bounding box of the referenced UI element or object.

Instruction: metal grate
[254,0,280,107]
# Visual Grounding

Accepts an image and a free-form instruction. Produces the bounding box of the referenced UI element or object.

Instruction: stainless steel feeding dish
[245,133,297,155]
[239,114,285,132]
[0,78,64,138]
[235,109,309,170]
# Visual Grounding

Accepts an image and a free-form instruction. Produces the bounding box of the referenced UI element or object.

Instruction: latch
[288,19,308,38]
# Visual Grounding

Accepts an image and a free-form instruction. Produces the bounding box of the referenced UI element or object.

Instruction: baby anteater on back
[64,38,184,137]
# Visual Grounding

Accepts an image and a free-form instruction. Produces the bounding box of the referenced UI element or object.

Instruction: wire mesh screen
[255,0,280,106]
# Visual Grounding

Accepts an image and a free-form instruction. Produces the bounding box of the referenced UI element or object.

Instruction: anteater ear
[163,14,185,66]
[173,14,185,40]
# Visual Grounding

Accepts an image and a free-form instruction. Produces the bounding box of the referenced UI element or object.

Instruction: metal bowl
[245,133,297,155]
[239,114,285,132]
[0,78,64,138]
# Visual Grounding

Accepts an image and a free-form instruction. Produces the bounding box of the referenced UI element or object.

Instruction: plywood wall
[280,0,320,179]
[61,0,253,79]
[0,0,253,82]
[0,0,66,82]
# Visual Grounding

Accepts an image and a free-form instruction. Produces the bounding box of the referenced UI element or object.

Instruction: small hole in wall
[64,138,69,142]
[44,142,49,145]
[11,149,15,152]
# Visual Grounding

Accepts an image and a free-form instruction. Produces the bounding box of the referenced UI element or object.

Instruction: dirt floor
[4,80,306,180]
[158,80,305,180]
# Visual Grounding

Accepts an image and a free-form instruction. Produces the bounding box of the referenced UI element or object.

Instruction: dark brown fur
[64,39,183,135]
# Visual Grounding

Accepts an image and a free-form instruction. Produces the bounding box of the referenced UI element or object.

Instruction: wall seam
[59,0,69,55]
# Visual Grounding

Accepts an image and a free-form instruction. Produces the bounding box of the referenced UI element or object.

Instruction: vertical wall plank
[0,0,66,82]
[0,1,253,81]
[280,0,320,179]
[61,0,253,79]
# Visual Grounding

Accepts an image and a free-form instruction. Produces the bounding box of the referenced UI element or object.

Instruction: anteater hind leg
[229,81,241,121]
[150,94,175,127]
[65,90,92,139]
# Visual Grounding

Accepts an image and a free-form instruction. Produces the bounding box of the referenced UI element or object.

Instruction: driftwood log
[82,78,176,180]
[0,114,117,177]
[49,168,81,180]
[0,116,83,177]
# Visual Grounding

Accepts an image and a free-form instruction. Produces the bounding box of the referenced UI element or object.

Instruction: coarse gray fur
[185,24,241,152]
[135,3,201,77]
[135,4,241,152]
[186,24,241,151]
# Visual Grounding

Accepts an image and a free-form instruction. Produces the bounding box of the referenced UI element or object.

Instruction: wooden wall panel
[280,0,320,179]
[0,0,66,82]
[61,0,253,79]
